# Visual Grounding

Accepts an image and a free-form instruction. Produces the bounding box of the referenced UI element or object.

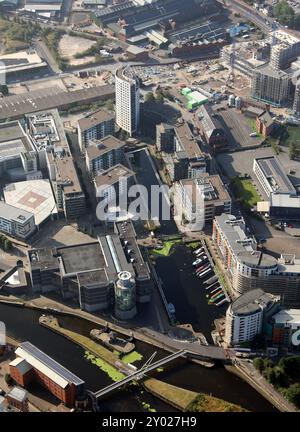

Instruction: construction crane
[271,21,278,47]
[225,28,237,88]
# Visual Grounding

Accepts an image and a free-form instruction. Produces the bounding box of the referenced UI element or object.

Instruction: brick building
[10,342,86,407]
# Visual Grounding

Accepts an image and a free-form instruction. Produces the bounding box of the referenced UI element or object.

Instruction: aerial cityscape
[1,0,300,415]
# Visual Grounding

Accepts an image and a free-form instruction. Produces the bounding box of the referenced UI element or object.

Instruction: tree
[4,373,12,385]
[273,1,295,27]
[285,383,300,408]
[155,92,164,103]
[289,142,297,160]
[0,85,8,96]
[263,358,273,369]
[144,92,155,103]
[294,14,300,30]
[105,99,114,111]
[253,357,264,372]
[278,356,300,377]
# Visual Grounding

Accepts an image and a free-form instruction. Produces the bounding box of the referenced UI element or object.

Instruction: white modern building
[0,201,36,240]
[225,288,280,347]
[0,121,39,181]
[115,66,140,137]
[253,156,295,198]
[176,173,231,230]
[94,164,135,203]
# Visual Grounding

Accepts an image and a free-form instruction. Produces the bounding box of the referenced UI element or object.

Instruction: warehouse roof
[0,85,114,121]
[15,342,84,388]
[255,156,295,195]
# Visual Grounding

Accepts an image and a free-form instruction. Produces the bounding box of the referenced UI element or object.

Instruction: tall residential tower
[115,66,140,137]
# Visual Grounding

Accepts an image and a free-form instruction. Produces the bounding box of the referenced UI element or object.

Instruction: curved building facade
[233,251,278,295]
[115,67,140,137]
[114,270,137,320]
[225,288,280,346]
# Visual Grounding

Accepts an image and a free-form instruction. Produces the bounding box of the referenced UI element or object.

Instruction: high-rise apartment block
[115,66,140,136]
[77,109,115,153]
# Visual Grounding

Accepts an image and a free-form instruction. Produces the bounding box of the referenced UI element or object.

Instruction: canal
[154,243,225,343]
[0,303,277,412]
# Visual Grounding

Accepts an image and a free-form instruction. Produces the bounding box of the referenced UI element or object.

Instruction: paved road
[33,39,62,74]
[222,0,273,33]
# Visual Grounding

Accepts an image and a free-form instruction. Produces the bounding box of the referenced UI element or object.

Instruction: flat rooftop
[25,109,69,151]
[0,121,34,159]
[231,288,277,315]
[54,155,84,195]
[77,109,114,132]
[114,220,151,280]
[0,50,46,75]
[77,269,108,286]
[0,85,114,121]
[272,309,300,327]
[94,164,135,188]
[237,251,277,268]
[256,64,289,79]
[0,201,34,224]
[4,180,58,226]
[57,242,106,274]
[214,214,256,255]
[181,173,230,205]
[255,156,295,194]
[86,135,125,160]
[174,122,203,160]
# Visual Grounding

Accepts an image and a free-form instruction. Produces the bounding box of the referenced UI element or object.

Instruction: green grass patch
[151,239,182,257]
[246,118,263,139]
[187,393,248,412]
[230,177,260,209]
[0,17,40,53]
[85,351,125,382]
[121,351,143,364]
[186,241,201,249]
[281,125,300,148]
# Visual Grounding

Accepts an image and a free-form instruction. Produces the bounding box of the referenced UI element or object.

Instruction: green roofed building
[186,91,208,110]
[181,87,192,96]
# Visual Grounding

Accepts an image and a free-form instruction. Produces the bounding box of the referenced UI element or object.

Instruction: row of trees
[273,0,300,30]
[253,356,300,407]
[41,28,69,71]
